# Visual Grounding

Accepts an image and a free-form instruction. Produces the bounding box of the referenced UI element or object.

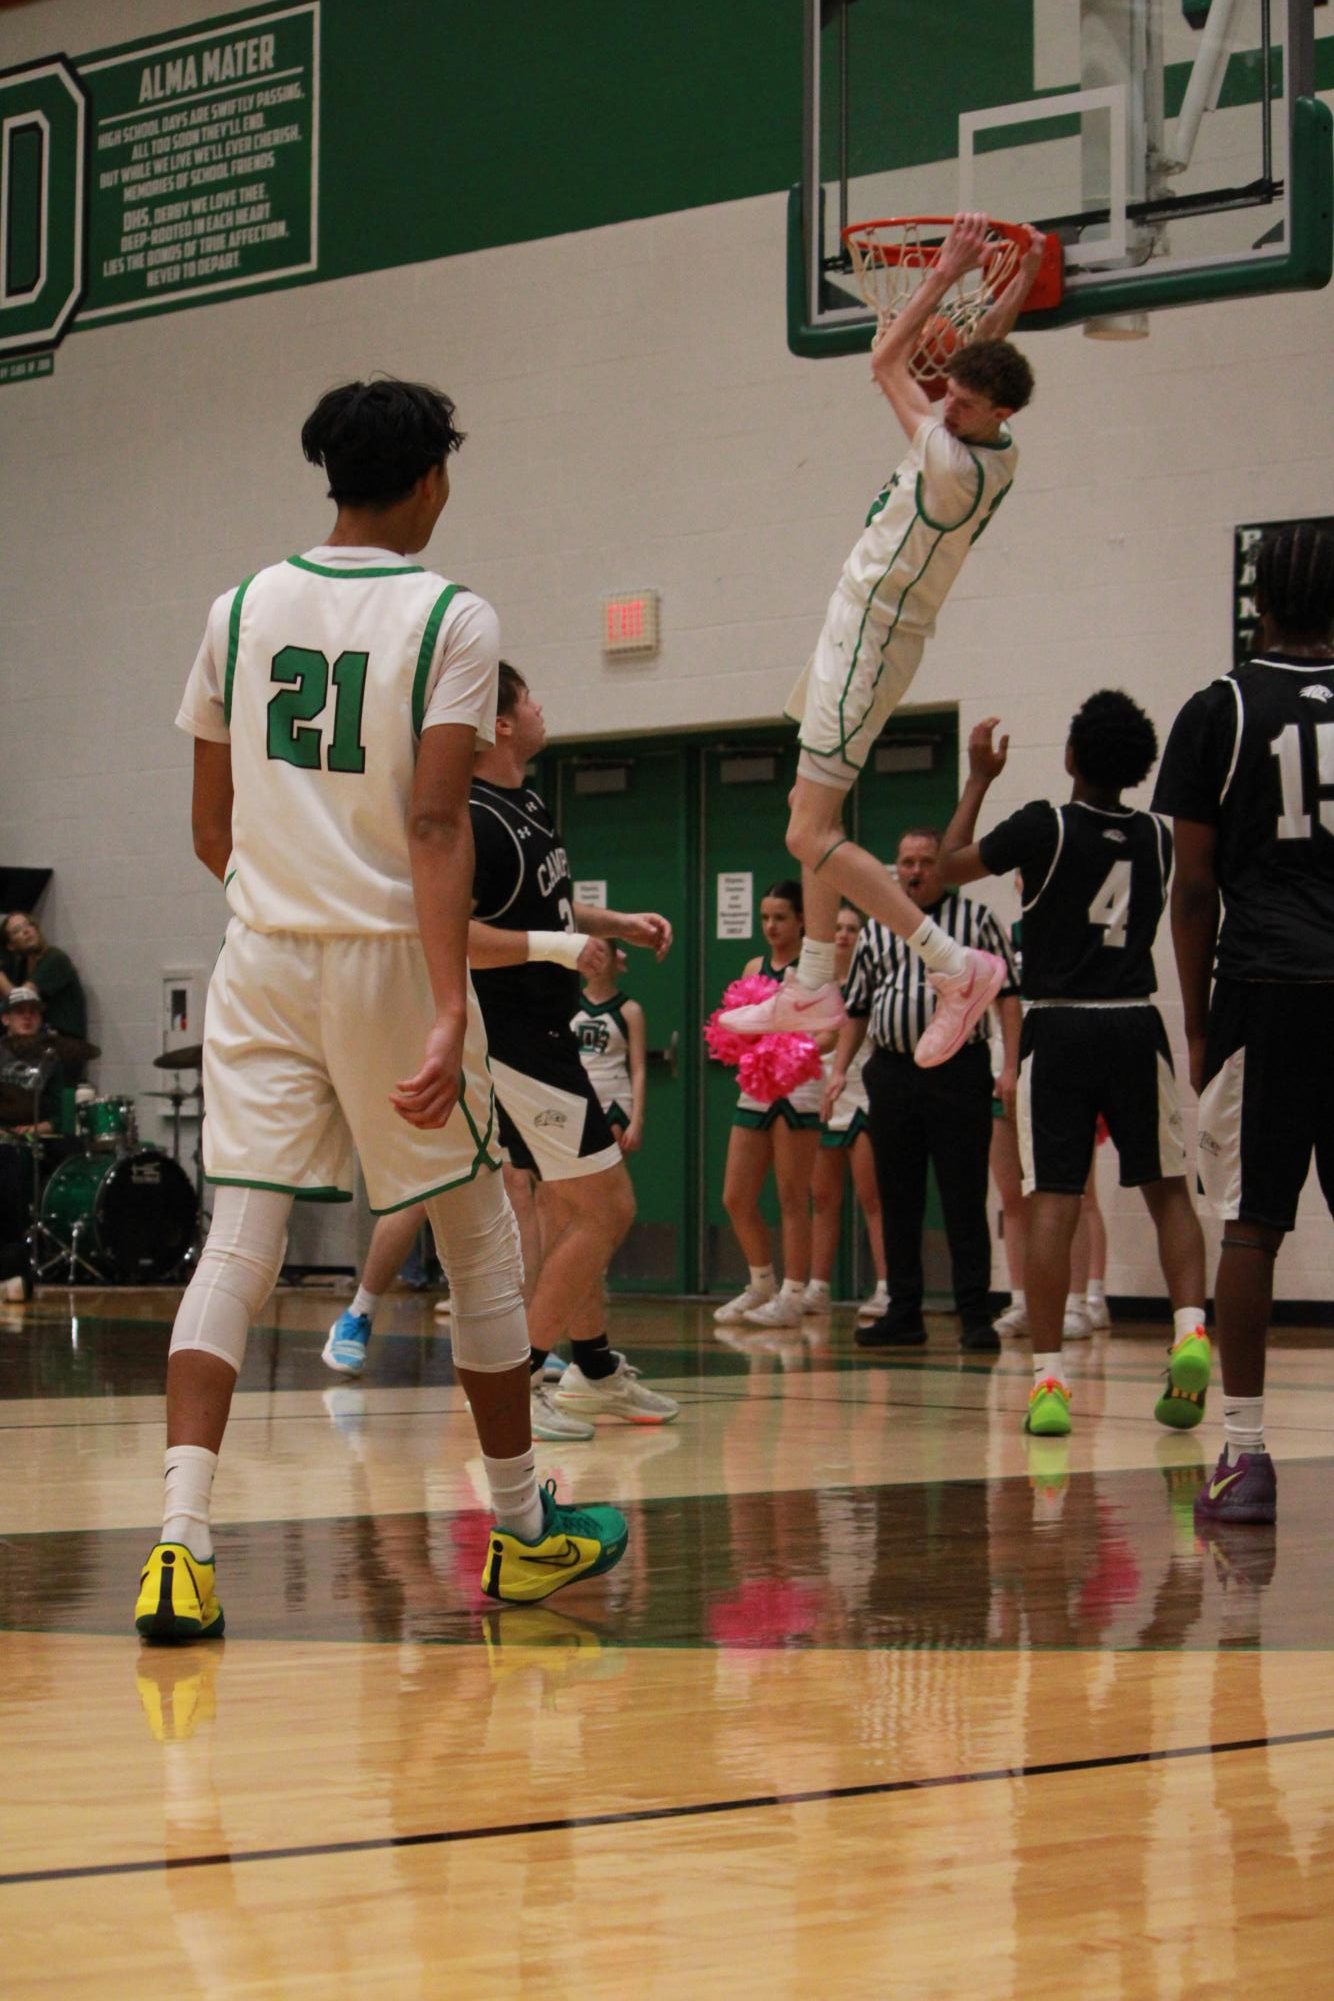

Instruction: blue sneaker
[322,1310,371,1376]
[542,1352,567,1382]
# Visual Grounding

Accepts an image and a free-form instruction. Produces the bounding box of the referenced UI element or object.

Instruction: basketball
[913,313,961,399]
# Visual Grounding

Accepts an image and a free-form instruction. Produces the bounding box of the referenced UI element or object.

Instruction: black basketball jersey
[469,776,579,1042]
[978,798,1171,1000]
[1154,653,1334,980]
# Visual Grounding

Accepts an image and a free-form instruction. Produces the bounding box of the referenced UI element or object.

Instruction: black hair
[1254,524,1334,644]
[1067,688,1158,791]
[898,826,942,850]
[301,377,465,508]
[496,660,528,719]
[944,338,1034,414]
[763,878,804,917]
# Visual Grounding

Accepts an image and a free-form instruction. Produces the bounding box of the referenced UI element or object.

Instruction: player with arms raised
[937,694,1209,1440]
[721,213,1046,1065]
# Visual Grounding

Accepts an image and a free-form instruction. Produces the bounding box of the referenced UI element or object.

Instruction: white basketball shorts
[202,920,500,1213]
[787,585,926,790]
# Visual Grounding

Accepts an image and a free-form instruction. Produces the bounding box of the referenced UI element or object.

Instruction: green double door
[545,709,959,1295]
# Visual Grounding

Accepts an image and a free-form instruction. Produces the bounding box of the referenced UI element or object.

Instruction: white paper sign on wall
[716,872,753,941]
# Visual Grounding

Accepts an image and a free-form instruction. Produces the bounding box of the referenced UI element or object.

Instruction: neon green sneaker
[1023,1377,1072,1437]
[481,1479,628,1605]
[1154,1329,1211,1429]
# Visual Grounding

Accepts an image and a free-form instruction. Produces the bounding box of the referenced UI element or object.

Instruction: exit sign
[601,589,660,656]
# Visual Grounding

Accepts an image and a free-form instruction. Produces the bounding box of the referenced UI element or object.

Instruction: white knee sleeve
[425,1169,529,1374]
[168,1186,291,1374]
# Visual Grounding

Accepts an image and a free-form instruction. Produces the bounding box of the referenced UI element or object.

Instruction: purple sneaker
[1194,1450,1277,1526]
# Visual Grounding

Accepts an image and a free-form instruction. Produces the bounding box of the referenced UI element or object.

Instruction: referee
[825,828,1020,1353]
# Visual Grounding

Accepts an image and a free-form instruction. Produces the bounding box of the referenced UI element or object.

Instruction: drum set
[1,1043,203,1286]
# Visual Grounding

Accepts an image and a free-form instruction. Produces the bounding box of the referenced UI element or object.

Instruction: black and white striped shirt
[844,894,1020,1056]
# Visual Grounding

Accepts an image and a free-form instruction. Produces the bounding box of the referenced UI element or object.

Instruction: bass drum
[41,1147,197,1281]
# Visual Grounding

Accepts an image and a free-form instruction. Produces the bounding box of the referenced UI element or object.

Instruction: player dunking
[937,694,1209,1440]
[136,379,626,1639]
[720,213,1046,1064]
[1154,524,1334,1529]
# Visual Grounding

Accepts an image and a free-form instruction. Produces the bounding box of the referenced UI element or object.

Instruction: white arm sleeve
[420,592,501,742]
[175,589,236,743]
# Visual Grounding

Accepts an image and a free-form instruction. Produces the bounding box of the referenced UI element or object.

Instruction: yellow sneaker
[481,1480,628,1605]
[134,1542,225,1643]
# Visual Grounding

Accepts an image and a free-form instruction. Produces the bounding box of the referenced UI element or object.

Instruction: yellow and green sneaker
[482,1479,628,1605]
[1024,1377,1072,1438]
[1154,1329,1211,1430]
[134,1542,225,1643]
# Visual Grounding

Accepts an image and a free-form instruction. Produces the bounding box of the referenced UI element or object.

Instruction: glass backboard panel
[792,0,1332,353]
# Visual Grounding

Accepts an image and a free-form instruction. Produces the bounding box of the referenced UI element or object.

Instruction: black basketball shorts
[1197,977,1334,1232]
[1017,1003,1187,1196]
[487,1023,621,1183]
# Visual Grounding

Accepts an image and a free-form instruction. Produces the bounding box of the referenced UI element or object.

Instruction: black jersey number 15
[1272,721,1334,841]
[268,647,368,773]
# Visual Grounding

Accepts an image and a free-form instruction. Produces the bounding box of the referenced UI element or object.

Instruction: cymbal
[52,1032,101,1063]
[152,1044,204,1071]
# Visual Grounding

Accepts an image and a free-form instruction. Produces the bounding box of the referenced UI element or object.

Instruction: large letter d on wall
[0,58,87,356]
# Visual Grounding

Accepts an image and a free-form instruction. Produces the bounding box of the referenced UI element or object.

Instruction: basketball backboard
[791,0,1333,354]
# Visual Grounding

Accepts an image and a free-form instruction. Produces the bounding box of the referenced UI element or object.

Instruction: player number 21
[1087,859,1132,949]
[267,646,368,773]
[1271,721,1334,840]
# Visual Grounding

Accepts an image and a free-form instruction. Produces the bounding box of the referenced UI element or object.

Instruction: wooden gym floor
[2,1286,1333,1997]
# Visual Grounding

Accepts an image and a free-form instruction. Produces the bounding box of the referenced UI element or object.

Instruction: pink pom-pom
[721,972,780,1011]
[737,1033,823,1104]
[702,973,779,1069]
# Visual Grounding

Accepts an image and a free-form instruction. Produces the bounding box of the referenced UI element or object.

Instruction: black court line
[6,1726,1333,1890]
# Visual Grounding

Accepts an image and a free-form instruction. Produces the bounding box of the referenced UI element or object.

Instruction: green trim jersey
[843,417,1017,635]
[570,993,633,1115]
[176,545,500,935]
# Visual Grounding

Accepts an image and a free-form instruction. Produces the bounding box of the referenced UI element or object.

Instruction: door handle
[647,1031,679,1080]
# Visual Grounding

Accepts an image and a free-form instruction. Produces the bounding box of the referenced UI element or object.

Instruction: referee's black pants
[864,1042,994,1332]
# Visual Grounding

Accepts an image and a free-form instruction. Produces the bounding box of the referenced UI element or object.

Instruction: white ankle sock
[1223,1394,1265,1462]
[907,918,968,979]
[805,1278,831,1297]
[350,1286,380,1321]
[1086,1280,1105,1305]
[1065,1292,1085,1315]
[1033,1351,1064,1386]
[780,1278,806,1298]
[162,1444,218,1562]
[796,939,837,991]
[483,1448,544,1541]
[1009,1289,1026,1310]
[749,1265,775,1290]
[1173,1306,1206,1341]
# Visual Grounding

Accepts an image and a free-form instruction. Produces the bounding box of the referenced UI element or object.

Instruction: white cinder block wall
[2,1,1332,1302]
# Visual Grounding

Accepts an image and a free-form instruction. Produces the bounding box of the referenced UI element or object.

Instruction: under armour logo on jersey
[1299,683,1334,702]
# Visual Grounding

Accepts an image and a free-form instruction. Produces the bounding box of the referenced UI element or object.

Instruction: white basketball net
[843,219,1021,380]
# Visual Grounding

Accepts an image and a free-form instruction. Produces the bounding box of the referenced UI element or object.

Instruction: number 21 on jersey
[267,646,369,773]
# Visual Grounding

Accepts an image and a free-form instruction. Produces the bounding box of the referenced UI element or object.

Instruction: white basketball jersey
[841,418,1017,637]
[571,994,633,1113]
[177,547,499,935]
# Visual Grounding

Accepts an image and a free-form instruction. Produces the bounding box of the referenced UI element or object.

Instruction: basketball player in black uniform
[326,664,679,1441]
[938,691,1209,1440]
[1154,523,1334,1529]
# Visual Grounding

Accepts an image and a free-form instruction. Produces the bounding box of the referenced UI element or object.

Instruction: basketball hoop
[841,216,1047,386]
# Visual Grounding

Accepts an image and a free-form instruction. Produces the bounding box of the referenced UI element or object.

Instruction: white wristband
[527,930,586,969]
